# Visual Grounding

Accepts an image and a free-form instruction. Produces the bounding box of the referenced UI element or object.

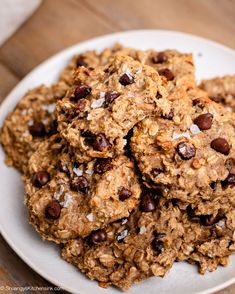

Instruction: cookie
[60,44,195,93]
[200,75,235,111]
[24,135,141,243]
[178,204,235,274]
[56,53,169,162]
[0,82,68,173]
[61,197,184,291]
[131,90,235,209]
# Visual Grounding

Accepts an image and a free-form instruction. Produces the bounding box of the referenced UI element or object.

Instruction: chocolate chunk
[119,73,134,85]
[158,68,174,81]
[105,91,120,105]
[73,85,91,100]
[76,99,86,112]
[221,173,235,188]
[70,176,89,193]
[211,138,230,155]
[186,205,200,222]
[94,158,113,174]
[90,229,107,244]
[161,110,174,120]
[151,168,162,177]
[151,238,164,255]
[32,171,50,188]
[153,232,166,239]
[28,122,46,137]
[76,56,88,67]
[93,133,111,152]
[140,193,156,212]
[118,187,132,201]
[194,113,213,130]
[176,142,196,160]
[45,201,61,219]
[81,130,95,146]
[152,52,168,64]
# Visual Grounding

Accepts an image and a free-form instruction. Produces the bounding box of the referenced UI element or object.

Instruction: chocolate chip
[140,193,156,212]
[151,238,164,255]
[118,187,132,201]
[93,133,111,152]
[176,142,196,160]
[221,173,235,188]
[90,229,107,244]
[105,91,120,105]
[32,171,50,188]
[210,181,217,190]
[94,158,113,174]
[158,68,174,81]
[211,138,230,155]
[119,73,134,85]
[73,85,91,100]
[161,110,174,120]
[45,201,61,219]
[70,176,89,193]
[28,122,46,137]
[76,56,88,67]
[194,113,213,130]
[152,52,168,64]
[76,99,86,112]
[151,168,162,177]
[200,214,220,226]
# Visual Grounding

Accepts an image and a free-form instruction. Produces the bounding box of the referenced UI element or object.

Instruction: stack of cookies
[1,44,235,291]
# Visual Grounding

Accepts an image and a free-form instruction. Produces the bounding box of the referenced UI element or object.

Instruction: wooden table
[0,0,235,293]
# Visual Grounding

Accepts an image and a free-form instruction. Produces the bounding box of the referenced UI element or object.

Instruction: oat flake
[62,193,73,208]
[172,131,190,140]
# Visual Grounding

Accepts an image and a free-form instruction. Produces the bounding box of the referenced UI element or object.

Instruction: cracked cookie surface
[24,135,141,243]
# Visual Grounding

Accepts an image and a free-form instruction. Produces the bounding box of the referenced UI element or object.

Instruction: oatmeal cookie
[60,44,195,93]
[62,197,184,291]
[178,204,235,274]
[200,75,235,111]
[24,135,141,243]
[131,90,235,209]
[56,53,169,162]
[0,82,68,173]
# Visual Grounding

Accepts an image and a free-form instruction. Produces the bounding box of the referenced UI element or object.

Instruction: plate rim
[0,29,235,294]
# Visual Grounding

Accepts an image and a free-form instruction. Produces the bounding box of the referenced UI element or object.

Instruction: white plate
[0,30,235,294]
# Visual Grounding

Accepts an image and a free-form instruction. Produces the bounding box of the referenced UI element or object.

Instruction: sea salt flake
[62,193,73,208]
[226,106,233,112]
[27,119,34,126]
[190,124,201,135]
[42,103,56,113]
[123,139,127,146]
[121,218,128,225]
[85,169,94,175]
[116,229,128,241]
[54,185,64,200]
[100,92,105,99]
[21,109,27,116]
[136,67,142,74]
[87,113,92,120]
[172,131,190,140]
[139,226,146,235]
[73,167,83,177]
[91,97,105,109]
[86,213,94,222]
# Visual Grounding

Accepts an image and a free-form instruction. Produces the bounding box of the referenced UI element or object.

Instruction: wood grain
[0,0,234,293]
